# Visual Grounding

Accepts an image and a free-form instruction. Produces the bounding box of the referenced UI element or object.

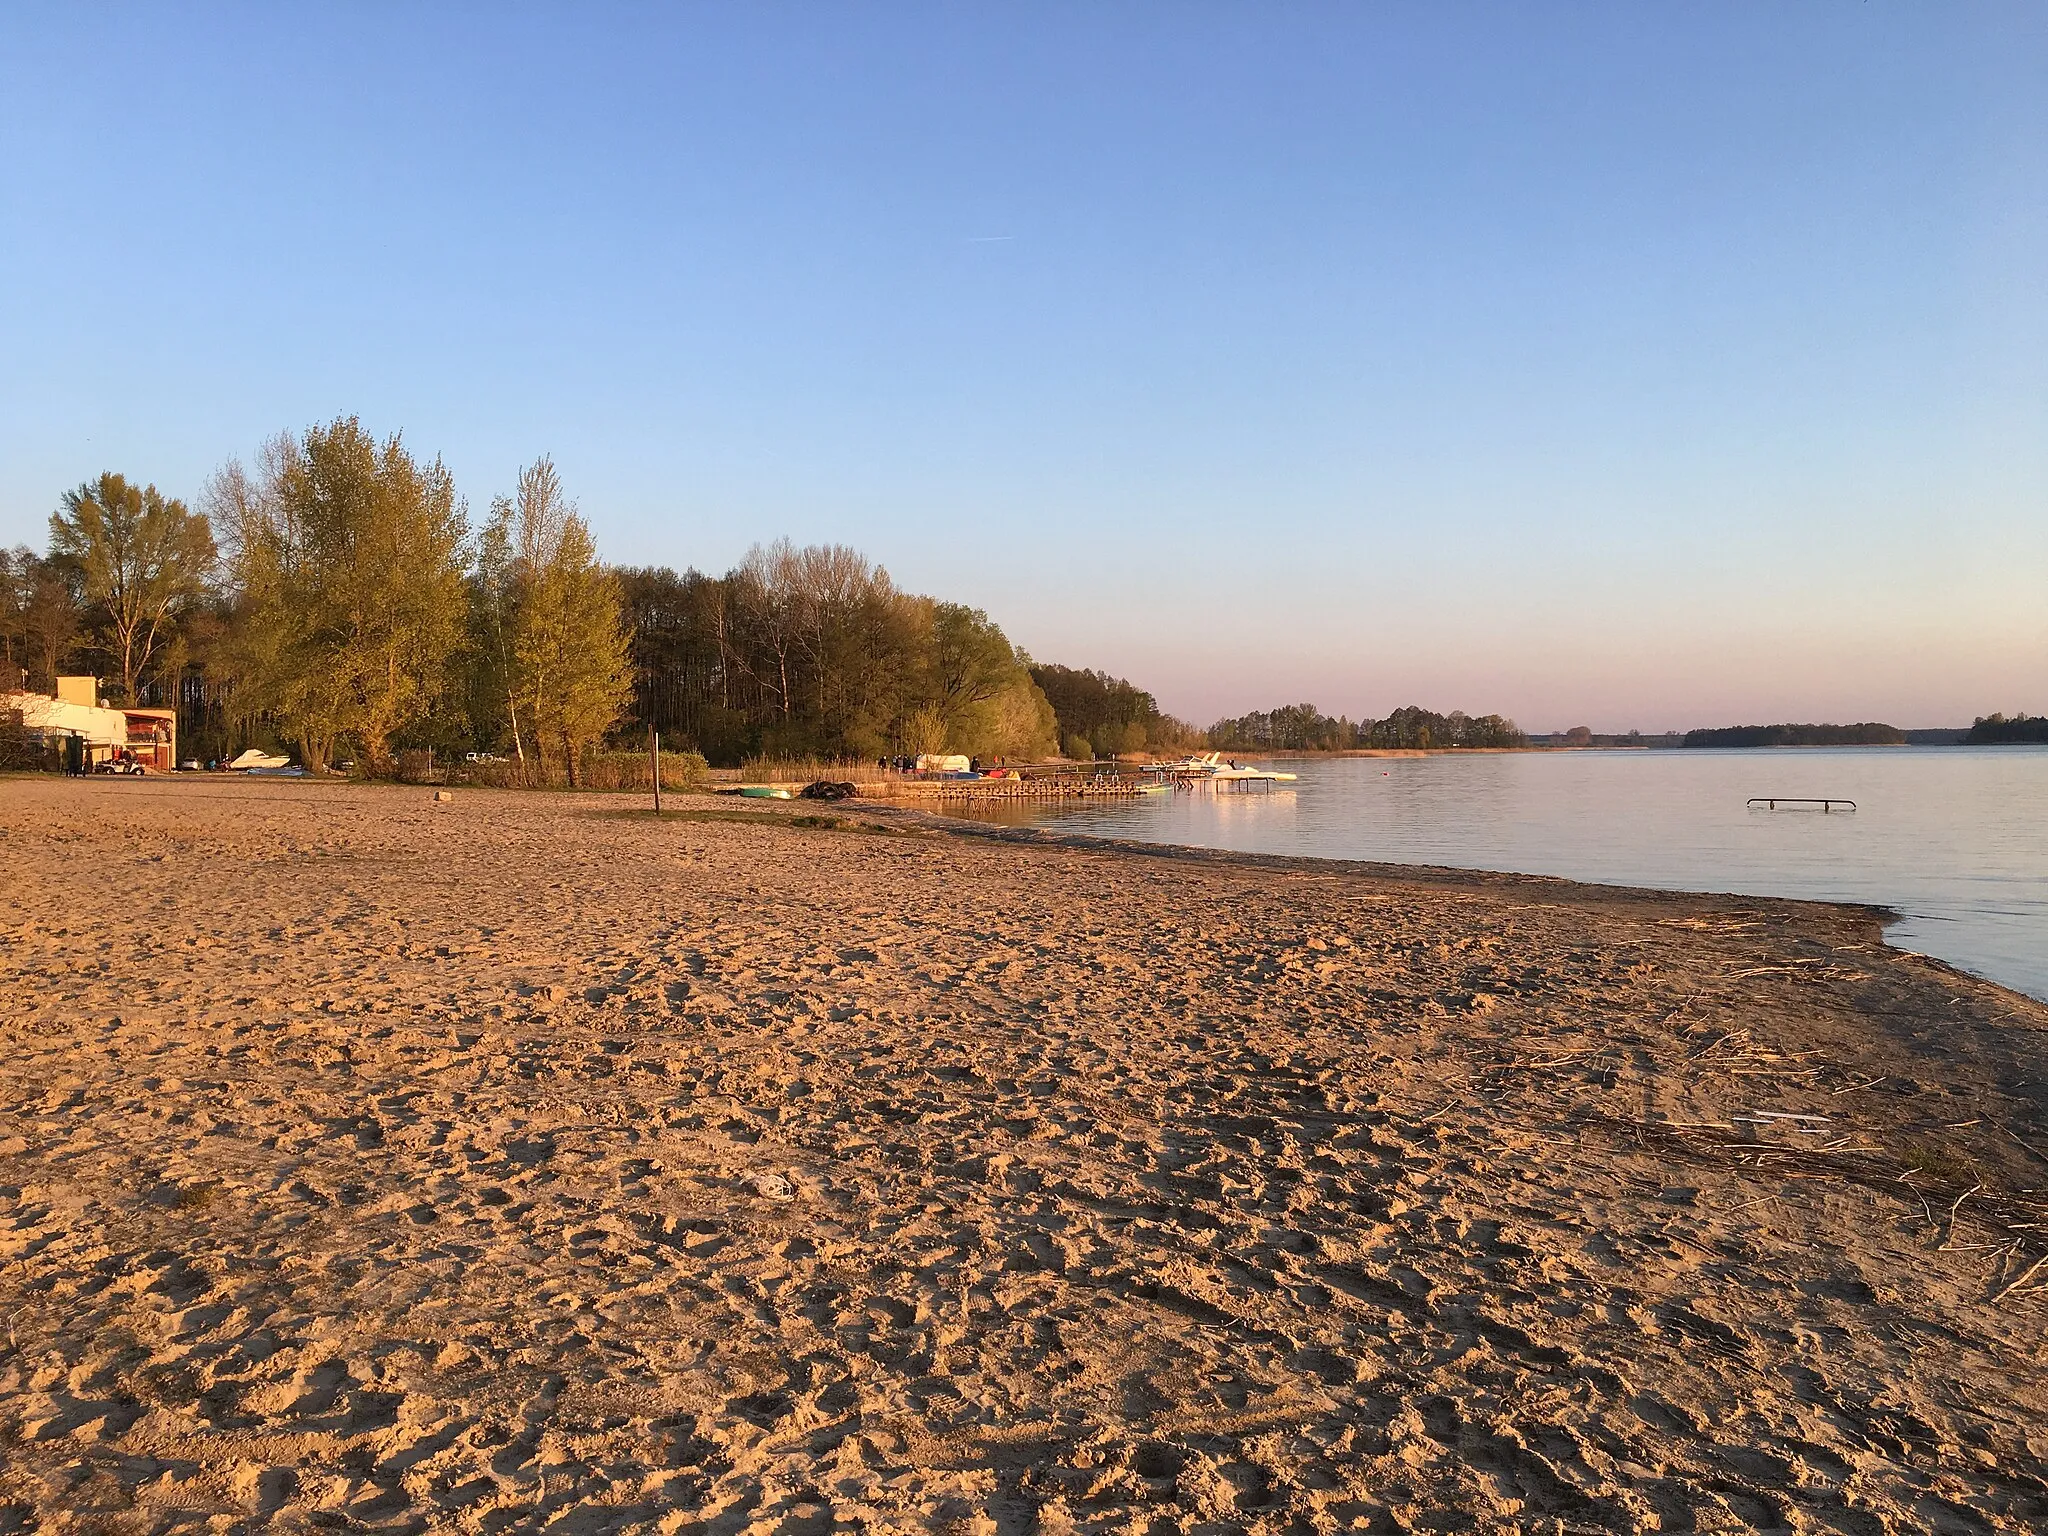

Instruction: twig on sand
[1938,1184,1983,1251]
[1896,1175,1937,1231]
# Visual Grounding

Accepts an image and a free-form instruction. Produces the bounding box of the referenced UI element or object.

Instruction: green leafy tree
[47,473,215,704]
[973,674,1060,760]
[929,604,1018,723]
[214,419,468,772]
[500,458,632,786]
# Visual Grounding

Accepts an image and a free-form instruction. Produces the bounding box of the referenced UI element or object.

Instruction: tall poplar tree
[499,458,631,785]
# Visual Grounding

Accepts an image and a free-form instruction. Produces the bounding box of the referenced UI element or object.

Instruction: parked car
[179,759,202,771]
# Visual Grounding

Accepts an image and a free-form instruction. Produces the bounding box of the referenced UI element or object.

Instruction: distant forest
[1207,703,1525,752]
[1966,713,2048,744]
[1682,723,1905,748]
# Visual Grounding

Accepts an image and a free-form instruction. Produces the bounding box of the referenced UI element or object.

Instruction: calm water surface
[952,748,2048,1003]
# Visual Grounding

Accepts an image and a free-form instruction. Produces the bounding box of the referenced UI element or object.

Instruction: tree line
[1681,722,1905,748]
[7,469,1540,772]
[1965,713,2048,745]
[1206,702,1526,751]
[1025,664,1200,762]
[4,415,1079,772]
[612,547,1055,764]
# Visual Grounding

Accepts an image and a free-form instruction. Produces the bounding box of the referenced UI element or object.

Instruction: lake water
[950,748,2048,1004]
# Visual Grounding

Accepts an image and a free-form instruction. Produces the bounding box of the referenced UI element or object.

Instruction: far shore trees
[47,473,216,706]
[1681,722,1904,748]
[1965,713,2048,745]
[495,458,632,786]
[1207,703,1526,751]
[211,418,467,774]
[1359,706,1525,751]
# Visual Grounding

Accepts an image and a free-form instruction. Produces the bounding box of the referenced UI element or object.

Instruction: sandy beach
[1,776,2044,1534]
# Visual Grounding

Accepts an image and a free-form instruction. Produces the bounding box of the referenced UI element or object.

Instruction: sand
[1,776,2044,1535]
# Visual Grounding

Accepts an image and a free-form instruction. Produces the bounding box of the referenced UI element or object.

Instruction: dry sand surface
[1,777,2045,1535]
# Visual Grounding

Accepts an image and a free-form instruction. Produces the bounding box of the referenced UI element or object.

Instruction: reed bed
[453,750,713,793]
[736,754,889,783]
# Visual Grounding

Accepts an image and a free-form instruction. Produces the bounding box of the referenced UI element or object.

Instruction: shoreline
[21,771,2045,1002]
[3,777,2045,1530]
[909,776,2048,1010]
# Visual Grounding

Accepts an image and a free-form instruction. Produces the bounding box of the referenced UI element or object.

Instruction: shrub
[0,711,48,771]
[395,749,443,784]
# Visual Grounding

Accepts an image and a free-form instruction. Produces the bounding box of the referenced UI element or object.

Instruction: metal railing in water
[1748,797,1857,813]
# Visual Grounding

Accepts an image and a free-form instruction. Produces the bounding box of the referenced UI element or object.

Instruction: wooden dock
[854,776,1155,801]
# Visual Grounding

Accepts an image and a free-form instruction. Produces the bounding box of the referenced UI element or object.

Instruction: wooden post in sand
[650,727,662,814]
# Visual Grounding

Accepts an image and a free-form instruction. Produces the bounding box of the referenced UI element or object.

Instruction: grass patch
[1900,1144,1975,1185]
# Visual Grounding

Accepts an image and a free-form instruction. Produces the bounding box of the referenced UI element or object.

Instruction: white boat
[1149,752,1224,775]
[1146,751,1296,783]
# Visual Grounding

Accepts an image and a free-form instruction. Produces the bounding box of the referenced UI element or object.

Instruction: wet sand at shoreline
[1,777,2044,1533]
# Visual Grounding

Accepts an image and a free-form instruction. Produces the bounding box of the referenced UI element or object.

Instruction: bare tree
[1,546,84,692]
[733,540,802,719]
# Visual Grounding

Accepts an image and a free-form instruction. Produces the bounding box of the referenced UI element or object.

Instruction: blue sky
[3,3,2043,729]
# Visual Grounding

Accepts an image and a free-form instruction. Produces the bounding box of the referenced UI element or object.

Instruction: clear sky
[3,4,2043,731]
